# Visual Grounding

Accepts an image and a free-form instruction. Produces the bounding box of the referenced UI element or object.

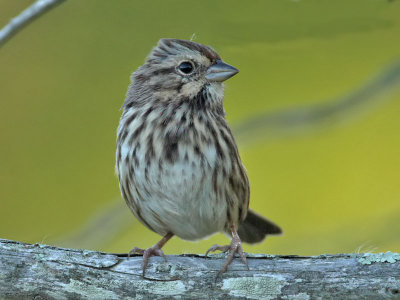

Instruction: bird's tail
[237,209,282,244]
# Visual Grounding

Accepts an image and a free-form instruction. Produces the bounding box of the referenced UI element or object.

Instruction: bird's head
[125,39,239,111]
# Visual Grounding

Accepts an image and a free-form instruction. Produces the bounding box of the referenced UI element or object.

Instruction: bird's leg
[128,232,173,277]
[205,225,249,276]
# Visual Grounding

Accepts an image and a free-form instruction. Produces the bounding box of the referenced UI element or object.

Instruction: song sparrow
[116,39,282,277]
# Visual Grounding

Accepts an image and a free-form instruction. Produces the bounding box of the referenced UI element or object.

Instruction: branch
[0,0,66,48]
[0,239,399,299]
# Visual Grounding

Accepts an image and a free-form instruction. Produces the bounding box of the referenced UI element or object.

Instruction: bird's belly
[126,147,228,240]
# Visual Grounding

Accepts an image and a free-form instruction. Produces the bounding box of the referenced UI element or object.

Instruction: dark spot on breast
[145,135,154,165]
[181,114,187,124]
[221,126,238,157]
[194,145,201,156]
[164,131,179,163]
[215,139,224,161]
[190,91,208,111]
[161,114,173,126]
[132,147,139,166]
[204,119,224,161]
[118,129,129,143]
[142,106,154,120]
[124,112,138,129]
[158,158,164,172]
[129,165,135,181]
[165,142,178,163]
[129,121,146,144]
[190,120,198,138]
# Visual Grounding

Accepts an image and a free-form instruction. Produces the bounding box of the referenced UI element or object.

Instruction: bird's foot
[205,226,249,277]
[129,245,167,277]
[128,233,173,277]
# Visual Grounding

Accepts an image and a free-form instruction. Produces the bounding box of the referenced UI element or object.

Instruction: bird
[116,38,282,277]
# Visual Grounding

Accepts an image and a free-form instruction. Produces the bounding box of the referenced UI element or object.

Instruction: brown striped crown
[149,39,221,63]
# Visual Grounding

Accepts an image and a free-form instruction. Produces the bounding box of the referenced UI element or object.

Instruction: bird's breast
[116,106,232,239]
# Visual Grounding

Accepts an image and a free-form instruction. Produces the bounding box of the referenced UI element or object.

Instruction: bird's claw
[128,245,167,277]
[205,232,249,278]
[205,244,231,257]
[128,246,145,256]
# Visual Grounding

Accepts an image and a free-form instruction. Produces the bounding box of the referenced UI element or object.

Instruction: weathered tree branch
[0,0,66,48]
[0,239,399,299]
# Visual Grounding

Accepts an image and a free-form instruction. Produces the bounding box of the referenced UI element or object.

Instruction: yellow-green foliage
[0,0,399,255]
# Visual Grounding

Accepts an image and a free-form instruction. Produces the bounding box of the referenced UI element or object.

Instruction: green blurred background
[1,0,399,256]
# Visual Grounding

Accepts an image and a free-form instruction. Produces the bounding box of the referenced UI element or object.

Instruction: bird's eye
[178,61,194,75]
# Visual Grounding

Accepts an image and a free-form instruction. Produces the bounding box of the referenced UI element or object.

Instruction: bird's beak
[205,60,239,82]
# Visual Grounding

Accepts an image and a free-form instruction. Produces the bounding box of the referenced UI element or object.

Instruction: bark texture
[0,239,399,299]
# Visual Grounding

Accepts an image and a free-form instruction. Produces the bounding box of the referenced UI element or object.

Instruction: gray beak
[205,60,239,82]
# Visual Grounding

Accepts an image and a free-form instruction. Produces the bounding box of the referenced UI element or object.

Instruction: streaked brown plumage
[116,39,282,277]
